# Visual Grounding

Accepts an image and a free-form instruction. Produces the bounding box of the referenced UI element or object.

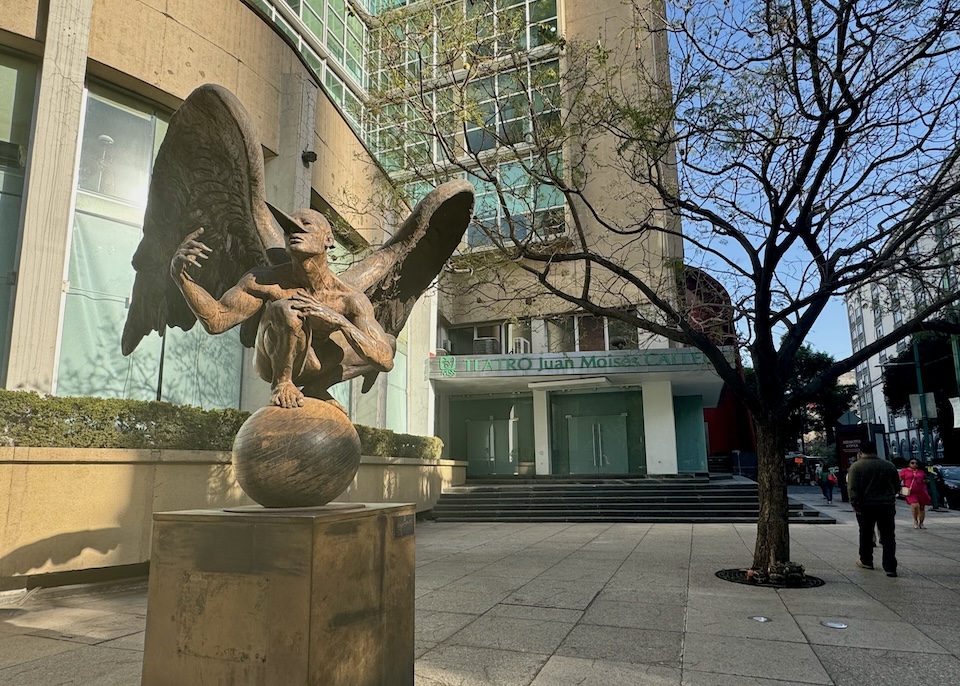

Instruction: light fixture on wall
[302,149,318,165]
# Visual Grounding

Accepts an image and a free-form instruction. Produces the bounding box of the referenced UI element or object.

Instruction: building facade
[365,1,740,476]
[2,0,747,478]
[0,0,439,436]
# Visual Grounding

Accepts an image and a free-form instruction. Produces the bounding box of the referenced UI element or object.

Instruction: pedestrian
[900,458,933,529]
[847,440,899,577]
[818,464,836,504]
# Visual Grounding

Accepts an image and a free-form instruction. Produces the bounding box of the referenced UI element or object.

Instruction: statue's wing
[339,180,474,392]
[121,84,285,355]
[341,179,475,337]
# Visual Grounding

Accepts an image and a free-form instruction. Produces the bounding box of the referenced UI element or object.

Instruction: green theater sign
[435,349,711,378]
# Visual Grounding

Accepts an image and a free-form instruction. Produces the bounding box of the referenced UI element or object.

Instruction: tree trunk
[752,419,791,571]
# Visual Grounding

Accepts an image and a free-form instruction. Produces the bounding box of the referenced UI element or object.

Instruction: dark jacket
[847,456,899,507]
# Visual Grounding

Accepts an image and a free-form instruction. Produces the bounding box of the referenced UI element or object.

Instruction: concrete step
[432,478,835,524]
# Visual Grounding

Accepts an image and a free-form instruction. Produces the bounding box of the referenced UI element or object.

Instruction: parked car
[933,465,960,510]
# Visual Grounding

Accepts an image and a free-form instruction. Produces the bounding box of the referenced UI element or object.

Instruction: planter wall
[0,447,466,589]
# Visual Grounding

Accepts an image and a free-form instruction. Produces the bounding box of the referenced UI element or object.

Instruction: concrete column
[241,73,319,412]
[533,389,551,475]
[5,0,94,392]
[423,287,439,437]
[265,71,318,212]
[642,380,678,474]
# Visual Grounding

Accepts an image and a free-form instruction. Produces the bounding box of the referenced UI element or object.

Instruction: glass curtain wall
[56,88,243,408]
[0,51,37,384]
[368,2,564,249]
[253,0,368,127]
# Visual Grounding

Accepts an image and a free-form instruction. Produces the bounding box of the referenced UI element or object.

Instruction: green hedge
[0,390,443,459]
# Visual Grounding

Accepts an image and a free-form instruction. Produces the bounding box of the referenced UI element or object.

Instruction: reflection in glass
[77,95,154,205]
[59,88,243,408]
[577,315,605,351]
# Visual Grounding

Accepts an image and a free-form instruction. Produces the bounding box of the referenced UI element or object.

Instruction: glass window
[303,4,324,37]
[77,94,155,205]
[577,315,605,351]
[510,319,532,353]
[545,315,574,352]
[0,52,37,383]
[58,88,243,408]
[608,317,639,350]
[447,327,474,355]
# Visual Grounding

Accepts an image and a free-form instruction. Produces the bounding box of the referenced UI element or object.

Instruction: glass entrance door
[466,419,518,475]
[566,414,629,474]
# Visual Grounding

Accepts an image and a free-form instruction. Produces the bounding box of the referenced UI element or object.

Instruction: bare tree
[368,0,960,574]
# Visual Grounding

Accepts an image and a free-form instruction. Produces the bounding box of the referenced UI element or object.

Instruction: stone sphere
[232,398,361,507]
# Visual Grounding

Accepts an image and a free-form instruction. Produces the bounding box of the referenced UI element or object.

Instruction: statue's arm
[341,297,396,373]
[171,228,265,334]
[290,293,395,373]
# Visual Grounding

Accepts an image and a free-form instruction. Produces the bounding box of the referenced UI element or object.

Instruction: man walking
[846,440,900,577]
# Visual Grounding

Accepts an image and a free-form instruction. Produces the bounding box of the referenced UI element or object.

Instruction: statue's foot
[325,398,348,416]
[272,381,304,408]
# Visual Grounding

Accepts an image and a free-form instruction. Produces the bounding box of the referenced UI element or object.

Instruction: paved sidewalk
[2,490,960,685]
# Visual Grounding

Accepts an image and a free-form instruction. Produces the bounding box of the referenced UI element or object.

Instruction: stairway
[431,476,835,524]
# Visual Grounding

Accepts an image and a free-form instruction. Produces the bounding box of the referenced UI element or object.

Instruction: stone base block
[141,503,415,686]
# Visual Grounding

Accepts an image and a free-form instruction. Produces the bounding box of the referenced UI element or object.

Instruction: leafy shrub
[0,390,247,450]
[355,424,443,460]
[0,390,443,459]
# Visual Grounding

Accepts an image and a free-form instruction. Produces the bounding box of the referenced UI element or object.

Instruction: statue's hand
[290,293,350,333]
[170,228,212,278]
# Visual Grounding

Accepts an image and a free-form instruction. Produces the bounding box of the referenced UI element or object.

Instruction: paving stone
[794,615,949,653]
[416,589,505,615]
[531,655,680,685]
[556,624,681,667]
[580,599,685,632]
[486,603,583,624]
[0,633,79,669]
[505,579,604,610]
[682,633,832,684]
[95,631,144,653]
[685,602,807,642]
[682,671,833,685]
[416,611,477,644]
[445,614,574,654]
[812,644,960,686]
[594,586,687,606]
[415,644,548,686]
[0,644,141,686]
[915,623,960,656]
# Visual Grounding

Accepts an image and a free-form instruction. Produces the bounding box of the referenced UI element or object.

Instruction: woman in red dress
[900,458,932,529]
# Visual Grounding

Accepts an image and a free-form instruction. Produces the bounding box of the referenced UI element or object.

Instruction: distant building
[845,153,959,461]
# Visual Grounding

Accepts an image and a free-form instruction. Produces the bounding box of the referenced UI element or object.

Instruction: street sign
[837,410,860,426]
[909,393,938,420]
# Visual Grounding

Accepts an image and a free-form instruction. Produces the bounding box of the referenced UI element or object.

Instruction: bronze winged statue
[121,84,474,411]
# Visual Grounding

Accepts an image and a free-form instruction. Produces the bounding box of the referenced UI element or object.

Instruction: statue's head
[283,209,335,257]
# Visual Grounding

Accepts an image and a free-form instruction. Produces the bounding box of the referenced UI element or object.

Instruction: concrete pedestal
[141,503,415,686]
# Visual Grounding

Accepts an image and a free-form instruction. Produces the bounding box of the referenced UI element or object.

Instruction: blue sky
[804,298,853,361]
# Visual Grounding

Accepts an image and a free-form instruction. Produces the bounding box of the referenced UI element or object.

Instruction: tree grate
[715,568,826,589]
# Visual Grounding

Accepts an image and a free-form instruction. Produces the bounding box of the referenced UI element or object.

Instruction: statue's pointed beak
[266,202,302,235]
